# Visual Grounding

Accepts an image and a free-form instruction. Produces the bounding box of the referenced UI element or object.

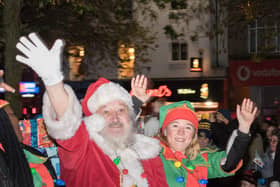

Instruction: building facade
[228,3,280,117]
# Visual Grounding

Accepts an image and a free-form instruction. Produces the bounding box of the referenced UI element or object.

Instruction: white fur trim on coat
[87,82,133,114]
[42,84,82,140]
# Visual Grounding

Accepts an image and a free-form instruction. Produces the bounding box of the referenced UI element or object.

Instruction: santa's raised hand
[236,98,258,134]
[131,74,150,103]
[16,33,64,86]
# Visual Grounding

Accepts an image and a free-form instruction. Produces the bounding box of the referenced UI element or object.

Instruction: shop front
[66,77,227,119]
[229,60,280,117]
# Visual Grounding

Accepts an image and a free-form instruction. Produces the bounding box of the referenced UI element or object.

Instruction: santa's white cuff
[43,84,82,140]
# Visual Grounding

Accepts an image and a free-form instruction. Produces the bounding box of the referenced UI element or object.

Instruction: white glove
[16,32,65,86]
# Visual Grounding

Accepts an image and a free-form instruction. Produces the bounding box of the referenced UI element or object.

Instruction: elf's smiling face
[164,119,195,154]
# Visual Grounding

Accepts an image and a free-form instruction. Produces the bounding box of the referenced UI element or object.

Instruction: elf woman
[158,98,257,187]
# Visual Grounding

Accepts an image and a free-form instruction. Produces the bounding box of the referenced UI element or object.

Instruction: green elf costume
[158,101,251,187]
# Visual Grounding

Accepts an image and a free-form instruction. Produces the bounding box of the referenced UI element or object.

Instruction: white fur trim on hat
[87,82,133,114]
[43,84,82,140]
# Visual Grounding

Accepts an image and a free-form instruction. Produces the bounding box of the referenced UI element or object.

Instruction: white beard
[83,113,162,187]
[100,123,136,151]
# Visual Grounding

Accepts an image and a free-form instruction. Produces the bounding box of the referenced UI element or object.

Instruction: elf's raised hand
[236,98,258,134]
[16,32,64,86]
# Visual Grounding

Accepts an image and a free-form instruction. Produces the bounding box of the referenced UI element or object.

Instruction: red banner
[229,60,280,86]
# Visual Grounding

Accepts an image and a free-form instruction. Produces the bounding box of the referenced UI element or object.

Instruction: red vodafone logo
[230,60,280,86]
[237,65,250,81]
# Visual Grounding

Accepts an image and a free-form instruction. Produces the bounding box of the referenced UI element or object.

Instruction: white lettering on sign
[177,89,196,94]
[237,66,280,82]
[253,68,280,77]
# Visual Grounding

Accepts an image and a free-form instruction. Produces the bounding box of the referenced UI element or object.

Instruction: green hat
[159,101,198,131]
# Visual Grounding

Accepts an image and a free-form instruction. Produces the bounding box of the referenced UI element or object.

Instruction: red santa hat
[81,77,133,116]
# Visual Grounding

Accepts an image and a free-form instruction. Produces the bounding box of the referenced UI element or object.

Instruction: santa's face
[96,100,131,137]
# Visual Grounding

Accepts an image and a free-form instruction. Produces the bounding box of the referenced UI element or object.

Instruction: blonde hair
[158,130,200,160]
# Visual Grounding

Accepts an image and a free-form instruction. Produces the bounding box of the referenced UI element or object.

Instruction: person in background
[0,70,58,187]
[250,128,280,186]
[16,33,169,187]
[0,70,22,142]
[158,98,257,187]
[269,136,280,187]
[142,97,166,137]
[0,71,33,187]
[211,108,238,150]
[263,122,277,149]
[0,108,34,187]
[239,169,261,187]
[197,119,216,150]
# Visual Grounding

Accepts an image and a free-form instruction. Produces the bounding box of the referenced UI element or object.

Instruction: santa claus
[16,33,168,187]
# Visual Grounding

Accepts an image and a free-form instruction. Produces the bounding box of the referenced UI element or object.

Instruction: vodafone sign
[229,60,280,86]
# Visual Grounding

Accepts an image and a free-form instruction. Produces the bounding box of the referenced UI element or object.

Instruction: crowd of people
[0,32,278,187]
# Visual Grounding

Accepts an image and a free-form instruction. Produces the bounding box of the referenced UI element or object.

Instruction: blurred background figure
[142,97,166,137]
[270,137,280,187]
[0,70,22,142]
[264,122,278,149]
[250,128,280,186]
[198,119,216,150]
[211,108,238,150]
[0,108,34,187]
[238,169,261,187]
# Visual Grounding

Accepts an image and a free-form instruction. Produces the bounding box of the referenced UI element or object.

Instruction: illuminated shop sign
[190,58,203,72]
[19,82,39,94]
[200,83,208,99]
[146,85,172,97]
[66,79,224,102]
[177,83,209,99]
[177,88,196,94]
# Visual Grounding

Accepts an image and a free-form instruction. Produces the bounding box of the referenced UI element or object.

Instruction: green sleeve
[207,151,234,178]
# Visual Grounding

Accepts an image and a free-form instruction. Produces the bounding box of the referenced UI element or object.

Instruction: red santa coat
[42,85,168,187]
[57,123,168,187]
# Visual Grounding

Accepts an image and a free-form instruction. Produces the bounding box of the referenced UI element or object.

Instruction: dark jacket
[0,150,13,187]
[211,119,238,150]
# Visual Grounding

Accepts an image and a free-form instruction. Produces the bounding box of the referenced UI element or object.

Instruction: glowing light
[205,101,213,106]
[128,48,135,53]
